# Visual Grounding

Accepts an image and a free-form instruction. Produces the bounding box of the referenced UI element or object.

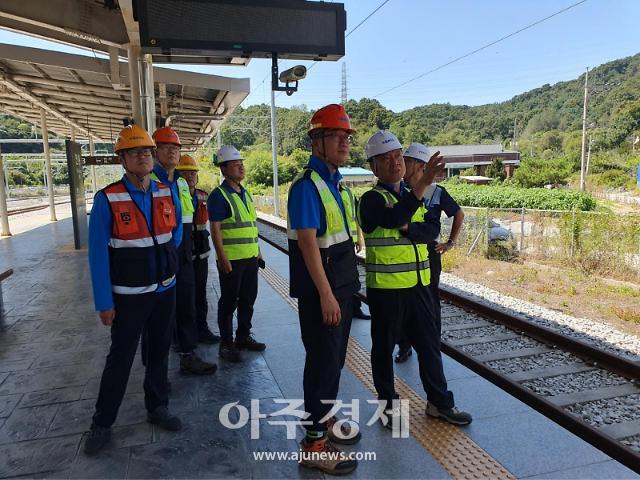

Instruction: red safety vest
[103,180,178,294]
[192,188,211,260]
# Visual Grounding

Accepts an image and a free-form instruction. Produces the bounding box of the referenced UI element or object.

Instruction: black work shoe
[219,343,242,362]
[147,406,182,431]
[235,335,266,352]
[395,348,412,363]
[84,424,111,455]
[426,403,472,425]
[198,329,221,344]
[180,353,217,375]
[353,308,371,320]
[327,416,361,445]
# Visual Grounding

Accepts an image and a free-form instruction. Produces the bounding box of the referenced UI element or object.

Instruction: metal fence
[452,207,640,278]
[255,196,640,279]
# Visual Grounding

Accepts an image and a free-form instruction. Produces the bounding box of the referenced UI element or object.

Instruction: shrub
[445,184,597,211]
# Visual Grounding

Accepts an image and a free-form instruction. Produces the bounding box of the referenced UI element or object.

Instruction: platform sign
[66,140,88,250]
[137,0,346,61]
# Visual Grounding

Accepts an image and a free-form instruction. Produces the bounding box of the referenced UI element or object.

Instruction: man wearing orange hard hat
[286,104,361,475]
[175,154,219,344]
[85,124,182,454]
[151,127,217,375]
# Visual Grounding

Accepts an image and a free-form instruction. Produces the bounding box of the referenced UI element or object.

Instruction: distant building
[430,144,520,178]
[339,166,375,186]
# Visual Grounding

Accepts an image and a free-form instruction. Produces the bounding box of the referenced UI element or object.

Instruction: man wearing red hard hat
[286,104,361,475]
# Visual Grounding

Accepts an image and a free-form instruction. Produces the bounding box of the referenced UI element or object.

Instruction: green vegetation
[443,183,597,211]
[2,52,640,195]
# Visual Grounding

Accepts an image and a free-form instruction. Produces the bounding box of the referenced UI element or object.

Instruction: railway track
[7,201,71,216]
[256,214,640,473]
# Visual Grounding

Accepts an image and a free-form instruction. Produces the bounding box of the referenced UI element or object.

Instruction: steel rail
[256,216,640,473]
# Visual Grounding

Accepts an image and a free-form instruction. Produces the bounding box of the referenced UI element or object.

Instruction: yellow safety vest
[287,169,351,248]
[359,186,430,289]
[340,185,358,243]
[217,186,259,260]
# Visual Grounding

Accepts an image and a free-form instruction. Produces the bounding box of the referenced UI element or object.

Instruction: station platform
[0,218,637,479]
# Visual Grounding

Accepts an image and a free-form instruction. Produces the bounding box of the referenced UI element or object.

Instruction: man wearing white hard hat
[207,145,266,363]
[357,131,472,428]
[395,143,465,363]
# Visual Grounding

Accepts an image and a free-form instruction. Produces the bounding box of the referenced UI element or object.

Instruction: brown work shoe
[326,416,361,445]
[299,436,357,475]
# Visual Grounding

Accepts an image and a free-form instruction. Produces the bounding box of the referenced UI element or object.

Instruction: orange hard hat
[114,124,155,153]
[308,104,355,136]
[176,154,199,171]
[152,126,182,146]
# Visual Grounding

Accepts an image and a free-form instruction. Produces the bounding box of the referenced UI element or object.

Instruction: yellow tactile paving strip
[260,265,515,479]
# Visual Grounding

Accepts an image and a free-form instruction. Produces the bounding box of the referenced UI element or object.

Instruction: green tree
[486,158,506,181]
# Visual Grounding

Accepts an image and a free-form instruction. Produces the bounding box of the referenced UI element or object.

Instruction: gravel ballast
[441,272,640,360]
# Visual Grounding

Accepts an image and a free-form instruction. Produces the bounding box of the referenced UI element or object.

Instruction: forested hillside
[219,53,640,162]
[2,52,639,189]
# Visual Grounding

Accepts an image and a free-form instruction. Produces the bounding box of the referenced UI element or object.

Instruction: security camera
[279,65,307,83]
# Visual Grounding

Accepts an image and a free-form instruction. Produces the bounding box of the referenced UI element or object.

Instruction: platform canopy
[0,43,249,150]
[0,0,253,66]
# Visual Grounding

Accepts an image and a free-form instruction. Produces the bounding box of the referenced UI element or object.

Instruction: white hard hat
[365,130,402,160]
[403,143,431,163]
[216,145,243,165]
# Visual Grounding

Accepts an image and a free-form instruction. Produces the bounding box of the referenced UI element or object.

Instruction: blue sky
[1,0,639,112]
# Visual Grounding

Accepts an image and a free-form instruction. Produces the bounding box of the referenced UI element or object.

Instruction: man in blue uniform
[287,104,361,475]
[207,145,266,363]
[151,127,216,375]
[176,154,220,344]
[85,125,182,454]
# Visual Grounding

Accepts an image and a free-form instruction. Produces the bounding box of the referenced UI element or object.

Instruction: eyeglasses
[323,132,354,144]
[157,145,180,153]
[124,148,153,157]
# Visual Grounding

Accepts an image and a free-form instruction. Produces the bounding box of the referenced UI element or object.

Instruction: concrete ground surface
[0,217,637,479]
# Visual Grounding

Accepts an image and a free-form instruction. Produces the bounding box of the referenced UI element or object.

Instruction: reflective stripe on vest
[104,180,178,294]
[287,169,351,249]
[340,185,358,242]
[192,251,211,261]
[112,274,176,294]
[217,186,259,260]
[359,186,430,289]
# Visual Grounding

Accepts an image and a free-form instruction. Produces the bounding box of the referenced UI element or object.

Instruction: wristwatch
[447,239,456,247]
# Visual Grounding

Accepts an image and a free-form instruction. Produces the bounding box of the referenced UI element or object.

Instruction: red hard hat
[308,104,355,136]
[152,126,182,146]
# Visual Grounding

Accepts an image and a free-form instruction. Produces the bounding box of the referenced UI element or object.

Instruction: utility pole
[579,67,589,192]
[270,88,279,217]
[586,135,593,178]
[341,63,348,104]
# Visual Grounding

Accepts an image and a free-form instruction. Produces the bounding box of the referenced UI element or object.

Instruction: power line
[276,0,392,100]
[374,0,589,99]
[346,0,391,39]
[308,0,391,74]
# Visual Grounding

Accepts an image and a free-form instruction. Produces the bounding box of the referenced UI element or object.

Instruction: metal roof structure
[0,43,249,150]
[0,0,251,66]
[339,166,374,176]
[430,144,519,157]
